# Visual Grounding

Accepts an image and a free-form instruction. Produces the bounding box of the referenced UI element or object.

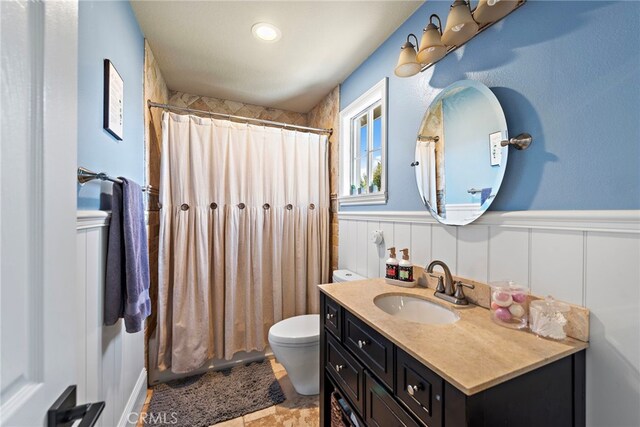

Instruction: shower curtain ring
[309,203,315,210]
[238,203,246,209]
[210,202,218,210]
[263,203,270,210]
[286,204,293,210]
[180,203,189,211]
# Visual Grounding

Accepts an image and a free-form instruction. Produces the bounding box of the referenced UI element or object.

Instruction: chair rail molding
[337,210,640,233]
[77,210,110,229]
[77,210,150,230]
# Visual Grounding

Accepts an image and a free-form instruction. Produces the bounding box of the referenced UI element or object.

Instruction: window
[339,78,387,205]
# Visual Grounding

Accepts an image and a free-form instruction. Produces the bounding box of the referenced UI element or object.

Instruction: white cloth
[415,140,437,213]
[157,112,329,373]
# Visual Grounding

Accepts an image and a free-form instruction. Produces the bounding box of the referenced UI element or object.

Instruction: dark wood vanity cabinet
[320,293,586,427]
[344,311,394,389]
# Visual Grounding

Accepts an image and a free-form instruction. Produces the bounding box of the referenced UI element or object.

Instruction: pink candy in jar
[490,281,529,329]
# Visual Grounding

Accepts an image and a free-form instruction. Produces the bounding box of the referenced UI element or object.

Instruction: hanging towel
[105,178,151,333]
[481,187,492,205]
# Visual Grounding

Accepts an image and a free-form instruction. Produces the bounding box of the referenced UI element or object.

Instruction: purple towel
[105,178,151,333]
[481,187,492,205]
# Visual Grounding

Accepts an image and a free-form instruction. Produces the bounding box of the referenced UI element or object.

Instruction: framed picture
[103,59,124,140]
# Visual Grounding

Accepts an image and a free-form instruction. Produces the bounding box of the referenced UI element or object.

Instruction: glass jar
[529,297,571,340]
[490,281,529,329]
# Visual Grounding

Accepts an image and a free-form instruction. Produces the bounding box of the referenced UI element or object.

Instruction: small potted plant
[359,174,367,194]
[350,184,356,195]
[371,163,381,193]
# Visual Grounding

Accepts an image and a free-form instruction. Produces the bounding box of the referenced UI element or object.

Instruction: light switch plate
[489,131,502,166]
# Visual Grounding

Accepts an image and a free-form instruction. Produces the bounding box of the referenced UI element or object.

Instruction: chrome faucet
[426,260,474,305]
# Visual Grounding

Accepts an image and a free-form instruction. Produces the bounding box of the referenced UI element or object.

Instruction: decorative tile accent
[168,90,309,127]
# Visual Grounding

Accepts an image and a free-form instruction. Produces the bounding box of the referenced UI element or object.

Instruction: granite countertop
[319,279,588,396]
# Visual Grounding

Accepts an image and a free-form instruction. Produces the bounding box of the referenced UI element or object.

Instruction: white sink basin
[374,294,459,325]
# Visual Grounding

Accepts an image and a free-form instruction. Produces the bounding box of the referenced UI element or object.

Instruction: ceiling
[131,1,423,113]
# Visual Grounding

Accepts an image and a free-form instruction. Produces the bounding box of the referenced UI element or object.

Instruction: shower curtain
[156,112,329,373]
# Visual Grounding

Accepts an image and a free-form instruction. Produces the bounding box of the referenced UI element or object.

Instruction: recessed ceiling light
[251,22,281,42]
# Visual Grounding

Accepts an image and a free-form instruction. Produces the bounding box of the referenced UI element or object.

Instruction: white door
[1,1,81,426]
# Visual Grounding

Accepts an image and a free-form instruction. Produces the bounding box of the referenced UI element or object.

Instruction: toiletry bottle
[398,248,413,282]
[385,247,399,280]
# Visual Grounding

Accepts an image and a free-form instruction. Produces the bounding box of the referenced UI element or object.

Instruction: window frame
[339,78,388,206]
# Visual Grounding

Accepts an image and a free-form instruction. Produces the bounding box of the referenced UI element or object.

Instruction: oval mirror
[415,80,508,225]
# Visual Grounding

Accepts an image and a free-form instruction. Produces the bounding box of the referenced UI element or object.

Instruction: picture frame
[103,59,124,140]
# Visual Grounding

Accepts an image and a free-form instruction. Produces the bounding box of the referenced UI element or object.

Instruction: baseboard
[117,368,148,427]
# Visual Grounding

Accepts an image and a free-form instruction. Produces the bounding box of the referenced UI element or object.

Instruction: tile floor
[137,358,320,427]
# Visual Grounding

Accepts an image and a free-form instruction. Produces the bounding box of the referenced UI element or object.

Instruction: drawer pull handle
[335,364,345,372]
[407,383,423,396]
[357,339,369,349]
[326,313,335,320]
[435,394,441,401]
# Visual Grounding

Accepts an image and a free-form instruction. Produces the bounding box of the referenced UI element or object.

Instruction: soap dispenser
[385,247,399,279]
[398,248,413,282]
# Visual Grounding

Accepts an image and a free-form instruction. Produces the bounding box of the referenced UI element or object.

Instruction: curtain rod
[147,100,333,135]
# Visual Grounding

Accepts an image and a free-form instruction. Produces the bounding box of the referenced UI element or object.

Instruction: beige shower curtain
[156,112,329,373]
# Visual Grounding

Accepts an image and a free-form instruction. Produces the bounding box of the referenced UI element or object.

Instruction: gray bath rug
[145,360,286,426]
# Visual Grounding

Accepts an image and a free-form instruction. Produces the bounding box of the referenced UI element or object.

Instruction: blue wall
[442,87,504,205]
[77,1,144,210]
[341,0,640,211]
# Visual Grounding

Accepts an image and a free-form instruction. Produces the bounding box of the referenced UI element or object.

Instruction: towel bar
[77,167,157,194]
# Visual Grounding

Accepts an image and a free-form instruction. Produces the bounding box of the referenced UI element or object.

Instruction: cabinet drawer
[396,348,443,427]
[344,311,394,388]
[326,334,364,416]
[323,296,342,339]
[365,371,421,427]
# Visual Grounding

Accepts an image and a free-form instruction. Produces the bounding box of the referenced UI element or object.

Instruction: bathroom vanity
[319,279,587,427]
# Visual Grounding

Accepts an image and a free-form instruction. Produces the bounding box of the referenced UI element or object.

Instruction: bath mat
[145,360,285,426]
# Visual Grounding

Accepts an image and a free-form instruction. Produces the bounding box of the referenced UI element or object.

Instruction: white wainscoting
[76,211,147,427]
[338,210,640,427]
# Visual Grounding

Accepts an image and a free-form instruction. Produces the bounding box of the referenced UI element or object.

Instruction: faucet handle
[434,276,445,293]
[453,281,474,300]
[457,281,475,289]
[428,273,446,293]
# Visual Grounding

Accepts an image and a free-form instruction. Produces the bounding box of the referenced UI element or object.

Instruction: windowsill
[338,192,387,206]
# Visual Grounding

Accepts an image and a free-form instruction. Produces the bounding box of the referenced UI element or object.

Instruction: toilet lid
[268,314,320,345]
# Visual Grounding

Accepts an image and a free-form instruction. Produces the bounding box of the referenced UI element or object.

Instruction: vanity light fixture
[394,1,526,78]
[251,22,281,42]
[394,34,422,78]
[473,0,519,25]
[417,15,446,65]
[442,0,479,46]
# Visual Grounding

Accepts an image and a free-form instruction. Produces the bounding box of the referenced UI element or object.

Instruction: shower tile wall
[144,40,169,366]
[307,86,340,273]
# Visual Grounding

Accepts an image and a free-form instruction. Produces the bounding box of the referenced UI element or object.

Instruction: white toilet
[268,269,365,395]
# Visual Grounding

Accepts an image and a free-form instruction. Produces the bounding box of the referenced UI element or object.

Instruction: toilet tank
[332,269,366,283]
